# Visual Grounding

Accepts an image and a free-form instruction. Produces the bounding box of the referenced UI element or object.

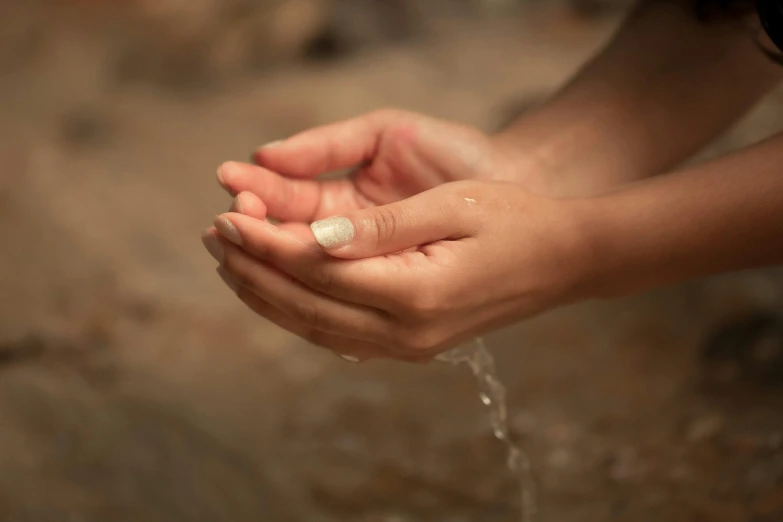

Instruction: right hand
[206,178,591,362]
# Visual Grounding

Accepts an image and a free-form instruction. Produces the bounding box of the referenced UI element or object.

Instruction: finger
[230,191,267,220]
[218,161,321,221]
[252,110,402,177]
[214,213,416,310]
[309,181,482,259]
[216,268,380,363]
[217,161,363,222]
[219,268,431,364]
[201,223,217,258]
[216,233,394,344]
[227,193,315,240]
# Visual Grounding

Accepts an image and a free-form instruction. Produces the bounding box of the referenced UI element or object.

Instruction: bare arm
[576,131,783,298]
[494,0,783,196]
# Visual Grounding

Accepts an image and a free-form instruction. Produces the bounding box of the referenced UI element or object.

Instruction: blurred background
[1,0,783,521]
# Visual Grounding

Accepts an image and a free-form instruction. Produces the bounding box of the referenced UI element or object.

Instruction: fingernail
[216,267,239,293]
[217,162,241,190]
[311,216,354,249]
[202,233,224,263]
[216,162,234,185]
[262,140,283,148]
[214,216,242,245]
[340,354,361,364]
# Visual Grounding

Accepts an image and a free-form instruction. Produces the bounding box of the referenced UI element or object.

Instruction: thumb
[310,184,480,259]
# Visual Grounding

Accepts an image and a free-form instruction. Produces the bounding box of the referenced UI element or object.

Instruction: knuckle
[247,237,269,259]
[306,267,334,293]
[371,206,398,246]
[291,301,329,331]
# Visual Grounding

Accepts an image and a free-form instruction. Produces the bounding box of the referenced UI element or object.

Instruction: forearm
[575,132,783,299]
[494,0,782,197]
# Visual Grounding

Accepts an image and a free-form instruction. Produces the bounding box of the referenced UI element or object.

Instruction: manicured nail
[214,216,241,245]
[202,233,224,263]
[340,354,361,364]
[311,216,354,249]
[216,267,238,293]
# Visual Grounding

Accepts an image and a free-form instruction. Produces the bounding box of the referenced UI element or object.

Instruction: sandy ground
[1,2,783,521]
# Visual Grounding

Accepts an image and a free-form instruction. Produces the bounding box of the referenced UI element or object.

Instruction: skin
[202,0,783,362]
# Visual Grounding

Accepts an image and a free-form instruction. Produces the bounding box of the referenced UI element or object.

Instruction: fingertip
[254,140,285,165]
[233,191,267,219]
[201,225,218,239]
[310,216,356,252]
[216,161,242,193]
[201,226,225,263]
[214,213,242,246]
[215,211,257,228]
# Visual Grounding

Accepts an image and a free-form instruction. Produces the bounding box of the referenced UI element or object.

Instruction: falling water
[436,337,536,522]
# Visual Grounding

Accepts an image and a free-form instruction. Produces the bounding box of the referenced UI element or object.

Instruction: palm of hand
[221,111,507,225]
[340,119,502,213]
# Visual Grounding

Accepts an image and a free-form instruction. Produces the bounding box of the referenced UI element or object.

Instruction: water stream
[436,337,536,522]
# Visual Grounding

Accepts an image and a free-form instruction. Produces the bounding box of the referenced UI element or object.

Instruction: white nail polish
[311,217,355,249]
[340,354,360,363]
[214,216,241,245]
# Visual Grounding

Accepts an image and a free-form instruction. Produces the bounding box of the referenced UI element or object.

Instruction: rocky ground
[0,1,782,521]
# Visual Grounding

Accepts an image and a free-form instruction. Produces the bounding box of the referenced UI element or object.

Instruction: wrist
[522,194,611,308]
[490,115,630,199]
[566,188,675,302]
[554,192,652,304]
[554,197,608,303]
[489,131,557,195]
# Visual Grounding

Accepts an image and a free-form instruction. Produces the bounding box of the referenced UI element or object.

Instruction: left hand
[213,109,525,239]
[202,180,592,362]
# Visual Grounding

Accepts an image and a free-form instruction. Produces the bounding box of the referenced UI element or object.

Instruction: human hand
[202,180,592,362]
[215,109,522,234]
